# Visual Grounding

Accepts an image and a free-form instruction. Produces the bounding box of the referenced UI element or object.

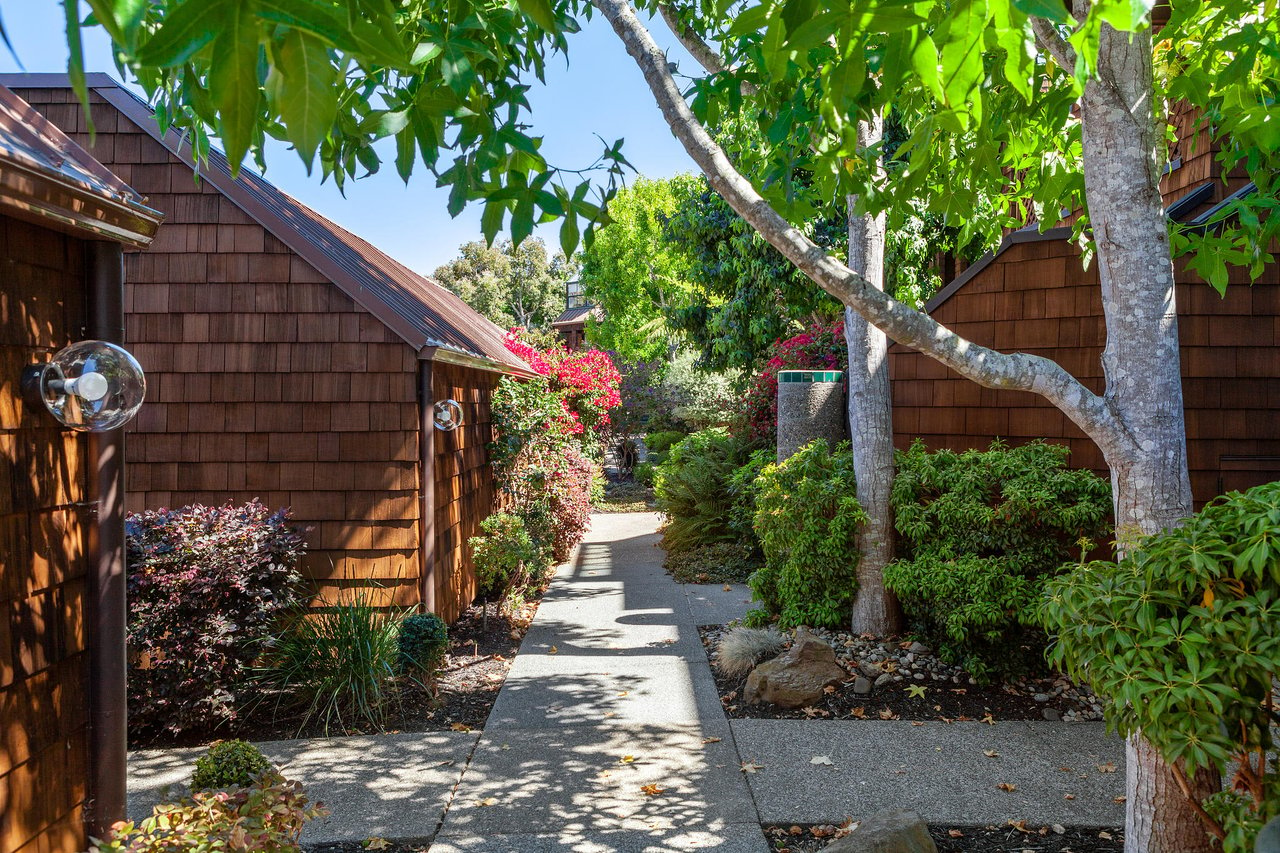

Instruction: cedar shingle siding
[0,214,93,853]
[14,82,519,618]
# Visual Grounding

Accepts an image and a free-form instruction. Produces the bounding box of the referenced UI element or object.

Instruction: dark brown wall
[0,214,92,853]
[890,236,1280,505]
[16,88,426,610]
[432,363,499,623]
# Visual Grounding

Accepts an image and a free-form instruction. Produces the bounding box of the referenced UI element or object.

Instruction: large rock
[742,628,847,708]
[824,810,937,853]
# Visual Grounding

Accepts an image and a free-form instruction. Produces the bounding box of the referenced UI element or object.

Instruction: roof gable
[0,73,530,376]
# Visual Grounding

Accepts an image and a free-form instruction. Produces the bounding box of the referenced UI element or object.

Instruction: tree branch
[593,0,1132,459]
[658,3,758,95]
[1031,17,1077,70]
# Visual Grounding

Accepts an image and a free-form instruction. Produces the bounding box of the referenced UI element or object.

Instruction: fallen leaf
[619,755,636,764]
[849,706,867,719]
[617,691,629,697]
[823,685,836,694]
[364,839,391,850]
[702,737,722,744]
[1113,795,1127,803]
[741,761,764,773]
[475,797,498,807]
[948,829,964,838]
[911,721,926,727]
[878,708,899,720]
[500,743,511,750]
[1064,793,1076,800]
[906,684,927,699]
[640,784,664,796]
[810,755,834,766]
[997,783,1017,792]
[984,750,1000,758]
[789,826,803,835]
[1097,762,1117,773]
[981,713,996,725]
[548,645,558,655]
[1099,831,1114,840]
[485,673,503,682]
[723,585,732,591]
[950,688,968,695]
[450,722,472,732]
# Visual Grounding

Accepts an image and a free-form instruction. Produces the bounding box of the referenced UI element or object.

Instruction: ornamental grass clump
[654,428,745,553]
[255,589,410,736]
[884,440,1111,682]
[125,501,305,736]
[1042,480,1280,853]
[750,439,864,628]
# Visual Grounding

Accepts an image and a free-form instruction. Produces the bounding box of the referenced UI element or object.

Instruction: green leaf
[511,196,535,245]
[781,0,819,36]
[937,0,989,127]
[515,0,558,33]
[481,199,505,244]
[559,210,579,257]
[256,0,407,67]
[209,0,261,170]
[441,43,475,97]
[63,0,91,130]
[136,0,230,67]
[272,29,336,170]
[1011,0,1071,24]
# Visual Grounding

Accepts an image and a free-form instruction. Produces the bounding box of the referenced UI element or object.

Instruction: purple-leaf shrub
[548,447,596,562]
[126,501,305,735]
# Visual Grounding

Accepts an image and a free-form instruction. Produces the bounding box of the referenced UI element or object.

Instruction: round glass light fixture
[22,340,146,432]
[433,399,464,431]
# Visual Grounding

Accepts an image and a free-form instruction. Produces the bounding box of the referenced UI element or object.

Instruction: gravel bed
[764,822,1124,852]
[701,625,1104,723]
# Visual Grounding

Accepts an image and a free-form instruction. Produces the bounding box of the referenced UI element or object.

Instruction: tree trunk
[1081,23,1220,853]
[844,116,901,636]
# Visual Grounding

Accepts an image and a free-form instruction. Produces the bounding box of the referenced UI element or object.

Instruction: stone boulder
[824,810,937,853]
[742,628,847,708]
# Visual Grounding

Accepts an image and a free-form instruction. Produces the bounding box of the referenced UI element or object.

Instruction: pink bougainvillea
[737,320,848,449]
[503,328,621,437]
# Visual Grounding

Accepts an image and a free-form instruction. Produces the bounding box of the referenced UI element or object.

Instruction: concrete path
[128,731,479,844]
[433,512,769,852]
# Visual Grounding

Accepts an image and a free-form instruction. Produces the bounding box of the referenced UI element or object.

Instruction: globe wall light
[433,399,464,431]
[21,340,146,432]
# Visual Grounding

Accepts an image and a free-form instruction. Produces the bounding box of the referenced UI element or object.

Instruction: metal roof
[0,83,161,246]
[1,73,532,376]
[551,304,599,327]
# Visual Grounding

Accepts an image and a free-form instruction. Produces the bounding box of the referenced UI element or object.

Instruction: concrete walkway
[128,511,1126,849]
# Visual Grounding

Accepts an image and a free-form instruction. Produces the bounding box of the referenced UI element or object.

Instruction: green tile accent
[778,370,844,383]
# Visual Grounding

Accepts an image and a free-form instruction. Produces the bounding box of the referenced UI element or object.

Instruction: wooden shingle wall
[0,215,92,853]
[16,88,424,609]
[890,238,1280,506]
[432,363,499,623]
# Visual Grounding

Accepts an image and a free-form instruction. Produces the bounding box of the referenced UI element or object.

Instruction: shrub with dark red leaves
[126,501,305,735]
[547,446,596,562]
[735,320,848,450]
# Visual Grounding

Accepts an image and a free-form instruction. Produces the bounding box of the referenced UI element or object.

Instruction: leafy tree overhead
[433,237,569,331]
[577,174,699,362]
[69,1,1280,848]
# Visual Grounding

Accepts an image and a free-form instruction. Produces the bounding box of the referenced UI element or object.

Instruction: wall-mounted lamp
[433,399,463,431]
[21,340,146,432]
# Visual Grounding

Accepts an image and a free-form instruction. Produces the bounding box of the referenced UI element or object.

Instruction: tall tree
[433,237,568,331]
[73,1,1280,847]
[578,174,699,362]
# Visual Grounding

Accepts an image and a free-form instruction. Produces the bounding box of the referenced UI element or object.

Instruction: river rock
[824,810,937,853]
[743,628,847,708]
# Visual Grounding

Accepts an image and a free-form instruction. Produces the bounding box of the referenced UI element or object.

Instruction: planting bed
[700,625,1104,723]
[765,823,1124,852]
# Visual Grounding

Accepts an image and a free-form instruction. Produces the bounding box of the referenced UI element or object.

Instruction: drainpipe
[418,358,437,614]
[85,241,127,839]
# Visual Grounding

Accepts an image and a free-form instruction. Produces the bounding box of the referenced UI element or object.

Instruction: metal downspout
[418,358,437,614]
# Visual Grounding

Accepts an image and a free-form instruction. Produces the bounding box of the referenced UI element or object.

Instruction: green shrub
[255,589,409,735]
[91,772,326,852]
[1043,480,1280,853]
[884,439,1111,682]
[728,448,774,547]
[663,542,761,584]
[470,511,543,599]
[751,439,865,628]
[397,613,449,674]
[632,461,657,487]
[645,430,687,454]
[191,740,273,791]
[654,428,745,552]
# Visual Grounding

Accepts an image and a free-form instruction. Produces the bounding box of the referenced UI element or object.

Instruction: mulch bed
[131,599,532,750]
[700,625,1104,723]
[305,840,431,852]
[594,479,656,513]
[764,823,1123,852]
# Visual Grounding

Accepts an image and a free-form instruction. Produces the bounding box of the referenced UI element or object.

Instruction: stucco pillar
[776,370,846,461]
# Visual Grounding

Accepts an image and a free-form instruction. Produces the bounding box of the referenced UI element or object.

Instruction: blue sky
[0,2,699,273]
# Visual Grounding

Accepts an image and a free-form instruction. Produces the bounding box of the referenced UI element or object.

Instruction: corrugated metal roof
[1,73,530,376]
[552,304,599,327]
[0,83,161,245]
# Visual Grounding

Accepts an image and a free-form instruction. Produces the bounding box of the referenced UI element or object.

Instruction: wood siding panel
[0,214,92,853]
[890,237,1280,507]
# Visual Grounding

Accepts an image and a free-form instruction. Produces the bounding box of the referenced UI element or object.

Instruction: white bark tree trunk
[1081,24,1220,853]
[845,117,901,635]
[597,2,1218,846]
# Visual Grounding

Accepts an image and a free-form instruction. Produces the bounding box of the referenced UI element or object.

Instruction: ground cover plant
[749,440,864,629]
[191,741,274,791]
[125,502,305,736]
[884,441,1111,682]
[1043,480,1280,852]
